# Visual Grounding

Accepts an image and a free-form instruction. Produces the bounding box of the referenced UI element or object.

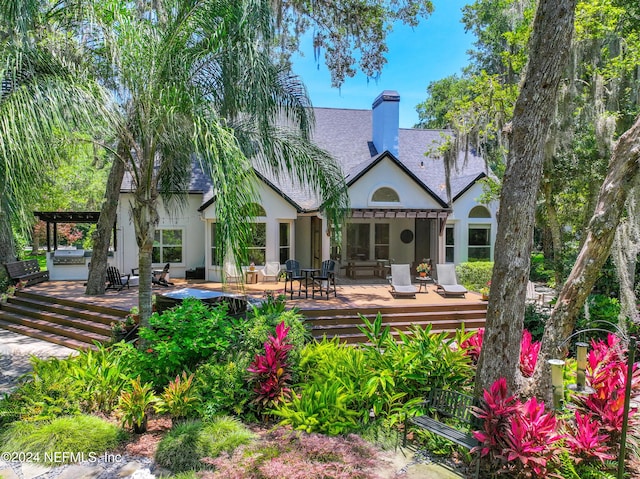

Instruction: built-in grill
[52,249,87,265]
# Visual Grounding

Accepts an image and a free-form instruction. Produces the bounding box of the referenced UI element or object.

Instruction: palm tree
[78,0,348,322]
[0,1,113,272]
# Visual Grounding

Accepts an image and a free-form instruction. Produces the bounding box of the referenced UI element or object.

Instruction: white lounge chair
[389,264,418,298]
[259,261,281,282]
[223,262,242,283]
[435,264,468,297]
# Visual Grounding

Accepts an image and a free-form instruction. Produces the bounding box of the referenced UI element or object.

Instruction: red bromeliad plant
[564,411,615,464]
[472,377,519,457]
[570,334,640,446]
[247,321,293,411]
[519,329,540,377]
[460,327,484,364]
[472,378,563,478]
[461,328,540,377]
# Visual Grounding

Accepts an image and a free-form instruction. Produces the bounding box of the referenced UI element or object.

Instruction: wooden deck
[24,278,485,312]
[0,279,486,348]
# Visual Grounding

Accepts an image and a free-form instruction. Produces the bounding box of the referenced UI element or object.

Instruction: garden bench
[4,259,49,286]
[405,388,481,478]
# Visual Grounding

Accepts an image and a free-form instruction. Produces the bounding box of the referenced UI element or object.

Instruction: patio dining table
[300,268,320,299]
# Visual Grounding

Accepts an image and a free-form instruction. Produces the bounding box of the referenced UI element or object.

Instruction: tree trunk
[85,149,126,295]
[474,0,577,396]
[132,185,159,329]
[528,113,640,400]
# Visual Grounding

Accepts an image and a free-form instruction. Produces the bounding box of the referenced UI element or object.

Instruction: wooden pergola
[33,212,117,252]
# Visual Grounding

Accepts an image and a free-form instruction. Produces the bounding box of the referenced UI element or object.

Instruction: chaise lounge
[434,264,468,298]
[389,264,418,298]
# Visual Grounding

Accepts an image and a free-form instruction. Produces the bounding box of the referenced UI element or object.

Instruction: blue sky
[290,0,475,128]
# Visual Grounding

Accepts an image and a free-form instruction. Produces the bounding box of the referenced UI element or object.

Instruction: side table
[415,276,432,293]
[245,270,259,284]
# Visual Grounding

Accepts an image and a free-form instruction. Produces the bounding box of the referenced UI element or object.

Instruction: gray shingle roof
[256,107,488,210]
[121,106,489,211]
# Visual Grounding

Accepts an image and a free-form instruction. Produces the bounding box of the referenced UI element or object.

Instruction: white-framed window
[279,222,290,264]
[374,223,390,259]
[445,225,455,263]
[153,228,183,264]
[247,223,266,265]
[468,224,491,261]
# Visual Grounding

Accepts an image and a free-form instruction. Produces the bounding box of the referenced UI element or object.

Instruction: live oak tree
[272,0,434,87]
[474,0,577,395]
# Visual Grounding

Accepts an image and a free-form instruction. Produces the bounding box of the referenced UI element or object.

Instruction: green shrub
[455,261,493,291]
[0,356,83,423]
[135,298,240,386]
[0,415,124,464]
[196,354,253,419]
[155,417,254,473]
[575,294,621,342]
[271,381,361,435]
[68,344,134,413]
[530,253,554,283]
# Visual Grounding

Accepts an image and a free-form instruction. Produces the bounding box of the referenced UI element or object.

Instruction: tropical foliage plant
[247,321,293,411]
[117,377,158,434]
[133,298,239,387]
[155,372,200,422]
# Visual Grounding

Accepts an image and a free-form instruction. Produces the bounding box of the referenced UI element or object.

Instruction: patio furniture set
[389,263,468,299]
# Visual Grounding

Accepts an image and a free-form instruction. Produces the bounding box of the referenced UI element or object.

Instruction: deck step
[15,291,129,317]
[9,296,124,326]
[2,301,115,335]
[0,292,125,349]
[0,319,97,351]
[302,302,486,343]
[0,311,110,345]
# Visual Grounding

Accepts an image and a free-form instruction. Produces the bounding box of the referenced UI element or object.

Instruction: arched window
[240,203,267,217]
[469,205,491,218]
[371,187,400,202]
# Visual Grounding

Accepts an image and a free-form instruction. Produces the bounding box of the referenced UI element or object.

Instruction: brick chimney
[372,90,400,157]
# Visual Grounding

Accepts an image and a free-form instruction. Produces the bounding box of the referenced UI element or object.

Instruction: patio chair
[312,260,337,299]
[259,261,281,282]
[434,264,467,298]
[284,259,305,299]
[153,263,174,287]
[526,281,542,305]
[223,262,242,283]
[388,264,418,298]
[106,266,134,291]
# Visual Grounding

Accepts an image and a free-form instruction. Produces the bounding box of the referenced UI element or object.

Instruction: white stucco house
[113,90,497,281]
